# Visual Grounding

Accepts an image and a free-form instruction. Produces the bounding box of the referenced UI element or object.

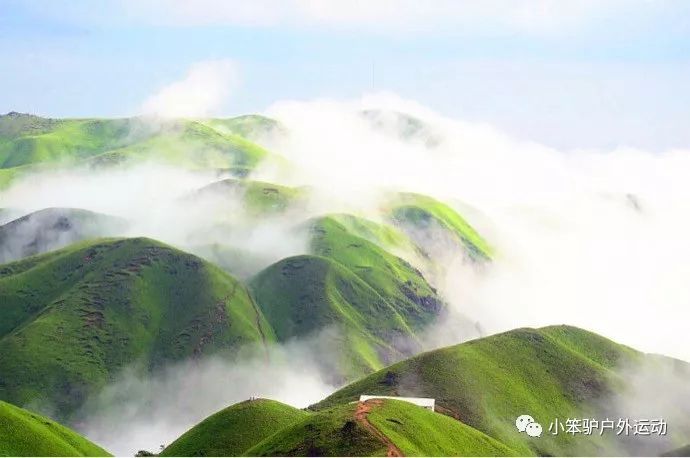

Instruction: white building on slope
[359,395,435,412]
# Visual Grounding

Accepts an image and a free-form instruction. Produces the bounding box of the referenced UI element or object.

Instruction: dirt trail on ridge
[355,400,403,457]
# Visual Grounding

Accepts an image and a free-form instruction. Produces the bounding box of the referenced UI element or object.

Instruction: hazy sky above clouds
[2,0,690,150]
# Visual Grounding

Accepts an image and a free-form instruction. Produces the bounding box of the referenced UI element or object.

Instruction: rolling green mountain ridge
[151,326,690,457]
[1,112,688,457]
[0,400,110,457]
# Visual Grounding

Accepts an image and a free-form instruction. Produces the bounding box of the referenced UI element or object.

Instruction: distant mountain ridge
[3,112,685,457]
[0,112,280,187]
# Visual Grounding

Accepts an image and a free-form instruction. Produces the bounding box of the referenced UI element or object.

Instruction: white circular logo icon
[516,414,542,437]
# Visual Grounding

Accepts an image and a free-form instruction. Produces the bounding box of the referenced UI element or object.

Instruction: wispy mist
[253,93,690,361]
[77,339,337,456]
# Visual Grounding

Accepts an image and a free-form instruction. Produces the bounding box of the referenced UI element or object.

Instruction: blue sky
[2,0,690,150]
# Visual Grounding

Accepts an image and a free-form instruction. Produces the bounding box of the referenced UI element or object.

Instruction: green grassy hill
[0,116,137,169]
[160,399,309,457]
[309,215,442,331]
[0,207,128,263]
[389,192,492,261]
[250,255,414,378]
[87,121,269,172]
[152,326,690,457]
[367,399,518,456]
[0,211,452,414]
[189,178,306,216]
[0,400,110,456]
[201,115,284,140]
[0,113,276,187]
[244,402,385,457]
[245,399,516,457]
[315,325,689,456]
[249,214,445,379]
[319,213,419,255]
[0,237,275,417]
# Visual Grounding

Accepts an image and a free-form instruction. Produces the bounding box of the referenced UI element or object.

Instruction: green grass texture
[389,192,493,260]
[160,399,309,457]
[0,237,274,417]
[0,113,276,187]
[0,400,110,457]
[315,325,655,456]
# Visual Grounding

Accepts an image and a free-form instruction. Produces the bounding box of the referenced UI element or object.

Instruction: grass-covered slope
[201,115,284,140]
[315,325,650,456]
[250,214,445,379]
[162,326,689,457]
[0,400,110,457]
[0,237,274,416]
[245,399,515,457]
[190,178,305,216]
[89,121,269,171]
[161,399,309,457]
[0,116,137,169]
[0,112,62,138]
[245,402,386,457]
[250,255,413,377]
[367,399,518,456]
[0,113,274,186]
[320,214,418,255]
[310,216,442,321]
[0,207,128,263]
[389,192,492,261]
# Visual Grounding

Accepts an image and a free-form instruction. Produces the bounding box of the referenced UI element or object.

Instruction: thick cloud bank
[256,93,690,361]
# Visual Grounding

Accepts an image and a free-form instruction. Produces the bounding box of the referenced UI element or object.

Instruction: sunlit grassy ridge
[244,399,517,456]
[244,403,385,457]
[159,326,677,457]
[367,399,519,456]
[160,399,309,457]
[250,255,411,377]
[6,112,687,456]
[0,117,136,169]
[0,216,448,415]
[201,114,284,140]
[249,214,445,379]
[0,113,277,187]
[390,192,492,260]
[310,215,441,330]
[87,121,269,171]
[325,213,419,254]
[0,237,275,417]
[191,178,306,216]
[314,325,651,456]
[0,400,110,457]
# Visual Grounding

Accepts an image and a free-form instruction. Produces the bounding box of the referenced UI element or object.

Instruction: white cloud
[253,92,690,362]
[78,344,336,456]
[140,59,239,118]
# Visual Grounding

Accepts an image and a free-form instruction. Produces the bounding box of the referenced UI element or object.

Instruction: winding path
[355,400,403,457]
